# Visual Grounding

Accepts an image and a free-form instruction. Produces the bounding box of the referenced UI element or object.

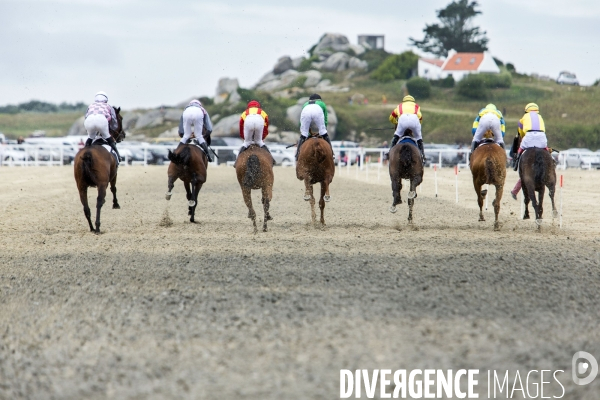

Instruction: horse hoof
[535,219,543,226]
[553,210,559,218]
[267,215,273,221]
[389,206,397,213]
[113,204,120,209]
[303,195,311,201]
[523,215,530,220]
[188,200,196,207]
[323,195,331,202]
[481,189,488,197]
[479,217,485,222]
[408,191,416,199]
[165,191,172,200]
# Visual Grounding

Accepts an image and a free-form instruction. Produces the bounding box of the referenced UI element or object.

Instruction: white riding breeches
[300,103,327,137]
[394,114,422,141]
[181,106,206,145]
[473,113,504,144]
[243,114,265,148]
[520,131,547,149]
[84,114,111,141]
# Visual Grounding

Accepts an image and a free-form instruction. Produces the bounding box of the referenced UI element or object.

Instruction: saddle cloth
[92,139,119,163]
[187,138,209,156]
[399,136,418,147]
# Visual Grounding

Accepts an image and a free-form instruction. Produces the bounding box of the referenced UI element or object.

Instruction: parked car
[211,137,237,164]
[556,71,579,85]
[269,145,296,165]
[0,145,33,163]
[561,148,599,168]
[423,144,465,167]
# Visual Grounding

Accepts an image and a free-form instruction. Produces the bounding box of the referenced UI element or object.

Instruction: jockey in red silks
[235,100,274,165]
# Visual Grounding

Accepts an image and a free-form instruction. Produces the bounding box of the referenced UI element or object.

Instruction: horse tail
[81,150,97,187]
[243,154,261,187]
[534,148,545,184]
[399,144,413,171]
[485,157,496,184]
[168,146,191,166]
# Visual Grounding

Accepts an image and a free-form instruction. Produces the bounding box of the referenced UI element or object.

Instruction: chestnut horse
[296,135,335,225]
[235,145,274,233]
[519,147,557,229]
[73,107,125,233]
[388,135,423,223]
[470,138,507,230]
[165,143,208,223]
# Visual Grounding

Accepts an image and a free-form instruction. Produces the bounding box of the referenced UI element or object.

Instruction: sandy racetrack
[0,164,599,399]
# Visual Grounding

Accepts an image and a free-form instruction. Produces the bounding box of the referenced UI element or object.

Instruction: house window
[470,57,476,64]
[424,68,429,74]
[455,57,461,64]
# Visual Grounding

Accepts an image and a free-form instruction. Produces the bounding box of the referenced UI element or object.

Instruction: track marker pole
[434,165,438,197]
[454,165,459,203]
[559,174,564,229]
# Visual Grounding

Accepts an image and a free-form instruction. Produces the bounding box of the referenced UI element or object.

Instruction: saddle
[91,138,119,164]
[479,138,496,146]
[399,136,418,147]
[186,138,210,156]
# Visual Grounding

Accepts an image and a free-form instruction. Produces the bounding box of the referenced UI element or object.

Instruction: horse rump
[533,148,546,185]
[168,146,191,165]
[243,154,261,188]
[484,157,496,184]
[81,150,97,187]
[398,144,414,171]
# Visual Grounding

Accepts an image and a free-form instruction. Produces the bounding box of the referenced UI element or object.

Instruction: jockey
[178,99,213,162]
[83,91,121,161]
[510,103,548,199]
[470,103,505,155]
[296,93,333,160]
[235,100,274,165]
[388,95,425,162]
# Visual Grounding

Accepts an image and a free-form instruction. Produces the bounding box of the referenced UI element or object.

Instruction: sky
[1,0,599,109]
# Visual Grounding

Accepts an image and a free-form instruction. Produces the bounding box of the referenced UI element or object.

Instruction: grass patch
[0,112,81,138]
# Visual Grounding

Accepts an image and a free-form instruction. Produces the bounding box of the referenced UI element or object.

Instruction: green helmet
[485,103,497,111]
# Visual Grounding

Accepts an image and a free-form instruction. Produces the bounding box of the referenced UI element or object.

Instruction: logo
[572,351,598,385]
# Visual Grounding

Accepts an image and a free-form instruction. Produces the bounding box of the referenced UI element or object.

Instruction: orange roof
[443,53,484,71]
[420,58,444,67]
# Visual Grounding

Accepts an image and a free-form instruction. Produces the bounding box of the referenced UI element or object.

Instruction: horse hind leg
[389,179,402,213]
[243,187,257,233]
[493,184,503,231]
[535,186,545,230]
[304,179,316,223]
[94,184,107,234]
[261,185,272,232]
[189,181,202,223]
[548,183,558,218]
[475,182,485,221]
[165,175,176,200]
[110,174,120,209]
[78,186,94,232]
[319,182,326,226]
[407,179,418,223]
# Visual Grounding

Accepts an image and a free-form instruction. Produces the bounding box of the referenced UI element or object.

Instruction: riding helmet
[485,103,497,111]
[524,103,539,112]
[95,91,108,102]
[247,100,261,108]
[403,95,415,102]
[309,93,322,101]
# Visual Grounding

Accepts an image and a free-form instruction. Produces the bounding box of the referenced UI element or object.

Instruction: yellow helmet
[403,95,415,102]
[524,103,539,112]
[485,103,497,111]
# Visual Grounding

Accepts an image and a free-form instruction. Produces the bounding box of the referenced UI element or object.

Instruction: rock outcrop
[214,78,239,104]
[211,114,240,137]
[273,56,293,74]
[313,33,351,57]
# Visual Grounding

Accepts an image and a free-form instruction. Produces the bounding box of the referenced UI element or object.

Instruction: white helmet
[95,91,108,102]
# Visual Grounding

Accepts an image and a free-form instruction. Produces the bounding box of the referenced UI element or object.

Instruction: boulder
[228,90,241,104]
[214,78,239,104]
[349,44,366,56]
[348,57,368,70]
[321,52,350,71]
[122,112,141,131]
[255,71,277,87]
[292,56,305,69]
[273,56,293,74]
[135,110,163,129]
[313,33,351,56]
[256,79,283,92]
[67,116,86,136]
[211,114,239,137]
[303,70,322,87]
[163,108,181,122]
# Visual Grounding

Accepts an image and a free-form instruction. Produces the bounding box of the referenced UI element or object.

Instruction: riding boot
[383,135,400,160]
[321,133,335,159]
[513,154,520,171]
[106,137,121,165]
[261,145,276,165]
[233,146,247,167]
[295,135,307,161]
[498,142,505,149]
[417,139,426,164]
[85,138,93,147]
[200,142,213,162]
[469,141,478,161]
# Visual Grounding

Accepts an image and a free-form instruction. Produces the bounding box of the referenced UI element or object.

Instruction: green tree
[370,51,419,82]
[409,0,488,57]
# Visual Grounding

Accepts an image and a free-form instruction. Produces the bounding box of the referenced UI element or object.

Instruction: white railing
[1,142,598,171]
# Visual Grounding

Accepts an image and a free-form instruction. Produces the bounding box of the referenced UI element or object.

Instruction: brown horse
[165,143,208,223]
[73,107,125,233]
[519,147,557,229]
[388,137,424,223]
[235,145,274,233]
[470,139,507,230]
[296,136,335,225]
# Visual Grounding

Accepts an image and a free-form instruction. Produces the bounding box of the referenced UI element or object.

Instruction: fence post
[454,165,458,203]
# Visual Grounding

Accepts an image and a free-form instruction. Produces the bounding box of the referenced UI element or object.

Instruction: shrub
[479,72,512,89]
[297,55,319,72]
[359,49,391,72]
[430,75,455,88]
[406,77,431,99]
[370,51,419,82]
[506,63,516,73]
[457,74,488,100]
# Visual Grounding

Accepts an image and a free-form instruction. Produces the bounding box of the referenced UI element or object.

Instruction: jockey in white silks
[83,91,121,161]
[177,100,213,162]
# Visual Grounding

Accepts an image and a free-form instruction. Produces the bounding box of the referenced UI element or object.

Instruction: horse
[73,107,125,233]
[388,133,424,223]
[296,134,335,225]
[469,137,507,230]
[519,147,557,229]
[235,145,274,233]
[165,141,208,223]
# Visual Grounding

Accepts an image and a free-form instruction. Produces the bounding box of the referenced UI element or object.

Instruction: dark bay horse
[296,135,335,225]
[470,139,507,230]
[388,136,423,223]
[73,107,125,233]
[165,143,208,223]
[519,147,557,229]
[235,145,274,233]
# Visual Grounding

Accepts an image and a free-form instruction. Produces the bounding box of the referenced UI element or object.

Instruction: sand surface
[0,163,599,399]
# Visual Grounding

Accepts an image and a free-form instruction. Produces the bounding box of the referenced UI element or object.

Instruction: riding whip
[208,146,220,159]
[286,143,297,149]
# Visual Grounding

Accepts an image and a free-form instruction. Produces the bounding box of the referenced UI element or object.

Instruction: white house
[418,49,500,81]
